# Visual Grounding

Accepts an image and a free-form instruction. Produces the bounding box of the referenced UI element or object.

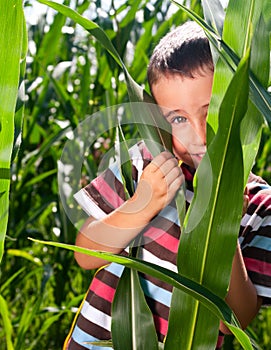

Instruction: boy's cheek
[172,140,192,166]
[172,137,188,157]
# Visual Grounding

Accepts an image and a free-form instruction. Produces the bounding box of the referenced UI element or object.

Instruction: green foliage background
[0,0,270,349]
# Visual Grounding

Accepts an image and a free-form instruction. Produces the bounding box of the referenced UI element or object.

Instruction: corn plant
[1,0,271,349]
[1,1,206,349]
[28,0,271,349]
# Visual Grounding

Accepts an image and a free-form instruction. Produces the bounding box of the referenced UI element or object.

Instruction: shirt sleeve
[73,141,152,220]
[240,181,271,305]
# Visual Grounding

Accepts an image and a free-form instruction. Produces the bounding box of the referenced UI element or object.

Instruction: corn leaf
[111,267,159,350]
[165,46,251,350]
[114,122,158,347]
[171,0,271,126]
[7,249,42,266]
[0,0,25,262]
[37,0,141,100]
[37,0,173,154]
[205,0,269,184]
[12,17,28,163]
[202,0,224,36]
[165,1,268,348]
[28,237,253,350]
[115,125,134,199]
[36,6,67,69]
[0,294,14,350]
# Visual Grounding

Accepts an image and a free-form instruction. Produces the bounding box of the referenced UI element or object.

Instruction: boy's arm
[75,151,184,270]
[219,243,262,334]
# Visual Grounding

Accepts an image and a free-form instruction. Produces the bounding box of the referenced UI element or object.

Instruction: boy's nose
[193,120,206,145]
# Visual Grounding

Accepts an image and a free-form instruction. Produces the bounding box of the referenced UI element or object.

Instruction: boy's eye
[171,115,187,124]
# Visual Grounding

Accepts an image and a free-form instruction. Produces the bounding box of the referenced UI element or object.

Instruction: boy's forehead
[151,73,213,119]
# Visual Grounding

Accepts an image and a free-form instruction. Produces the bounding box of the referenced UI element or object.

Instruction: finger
[242,194,249,216]
[159,157,179,177]
[148,151,176,172]
[163,165,183,185]
[166,174,185,203]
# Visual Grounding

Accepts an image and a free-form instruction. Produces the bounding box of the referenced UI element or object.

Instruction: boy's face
[152,71,213,168]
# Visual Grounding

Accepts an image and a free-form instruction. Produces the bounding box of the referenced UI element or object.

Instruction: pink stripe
[154,314,224,348]
[181,165,194,181]
[90,277,116,303]
[142,147,153,160]
[244,257,271,277]
[153,314,168,336]
[216,335,224,348]
[92,176,124,208]
[249,190,271,207]
[144,227,179,253]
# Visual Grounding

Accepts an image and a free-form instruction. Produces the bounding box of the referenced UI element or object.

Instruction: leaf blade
[165,49,251,350]
[0,0,25,262]
[111,268,158,350]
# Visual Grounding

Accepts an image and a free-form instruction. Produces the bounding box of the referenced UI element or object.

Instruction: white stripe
[129,142,145,181]
[240,213,252,227]
[254,284,271,299]
[159,205,179,225]
[74,189,107,219]
[104,262,124,277]
[139,248,178,273]
[81,300,111,331]
[185,189,194,203]
[245,213,271,232]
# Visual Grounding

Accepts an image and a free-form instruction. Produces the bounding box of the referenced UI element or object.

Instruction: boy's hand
[243,187,249,216]
[129,151,184,221]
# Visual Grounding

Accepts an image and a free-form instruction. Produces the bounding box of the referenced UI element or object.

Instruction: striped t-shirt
[65,141,271,350]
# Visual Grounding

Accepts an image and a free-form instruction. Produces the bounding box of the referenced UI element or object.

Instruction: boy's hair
[147,21,214,91]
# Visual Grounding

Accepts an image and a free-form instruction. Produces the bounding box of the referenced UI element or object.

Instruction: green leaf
[17,126,70,187]
[165,51,251,350]
[0,294,14,350]
[240,12,270,182]
[7,249,42,266]
[222,0,269,184]
[37,0,172,154]
[171,0,271,126]
[116,125,134,199]
[130,102,173,156]
[0,0,25,262]
[12,17,28,163]
[37,0,139,97]
[28,238,253,349]
[111,267,158,350]
[222,0,269,127]
[36,9,66,68]
[202,0,225,36]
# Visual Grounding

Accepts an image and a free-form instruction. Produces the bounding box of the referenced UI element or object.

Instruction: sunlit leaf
[165,49,251,350]
[37,0,172,154]
[171,0,271,125]
[112,267,158,350]
[28,237,253,349]
[7,249,42,266]
[0,295,14,350]
[0,0,25,262]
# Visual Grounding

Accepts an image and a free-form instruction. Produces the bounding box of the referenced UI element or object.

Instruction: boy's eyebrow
[163,103,210,119]
[163,110,181,119]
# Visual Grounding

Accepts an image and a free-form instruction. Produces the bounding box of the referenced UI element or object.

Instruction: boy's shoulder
[248,172,268,186]
[246,172,271,212]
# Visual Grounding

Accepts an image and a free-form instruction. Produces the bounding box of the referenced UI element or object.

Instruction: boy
[65,21,271,349]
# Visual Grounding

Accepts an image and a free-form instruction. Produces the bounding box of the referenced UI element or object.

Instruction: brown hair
[147,21,214,91]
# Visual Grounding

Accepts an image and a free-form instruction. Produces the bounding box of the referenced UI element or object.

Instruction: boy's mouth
[190,151,206,166]
[193,152,205,159]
